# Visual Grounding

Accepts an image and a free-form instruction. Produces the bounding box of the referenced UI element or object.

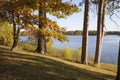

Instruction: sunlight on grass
[0,46,116,80]
[100,63,117,73]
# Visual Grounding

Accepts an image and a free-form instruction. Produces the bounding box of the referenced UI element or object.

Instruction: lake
[20,35,120,64]
[53,35,120,64]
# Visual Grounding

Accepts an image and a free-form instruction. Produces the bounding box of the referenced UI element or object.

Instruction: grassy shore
[0,46,116,80]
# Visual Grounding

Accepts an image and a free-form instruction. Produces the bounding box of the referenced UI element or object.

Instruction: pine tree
[81,0,90,64]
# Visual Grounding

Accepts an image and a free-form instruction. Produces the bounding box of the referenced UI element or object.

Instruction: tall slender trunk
[81,0,90,64]
[35,9,46,54]
[10,10,20,51]
[116,41,120,80]
[94,0,104,67]
[101,0,107,38]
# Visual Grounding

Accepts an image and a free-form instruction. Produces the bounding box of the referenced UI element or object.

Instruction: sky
[47,0,120,31]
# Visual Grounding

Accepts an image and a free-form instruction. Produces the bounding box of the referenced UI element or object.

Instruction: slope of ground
[0,46,116,80]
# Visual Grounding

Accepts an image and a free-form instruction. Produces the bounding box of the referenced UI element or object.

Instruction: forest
[0,0,120,80]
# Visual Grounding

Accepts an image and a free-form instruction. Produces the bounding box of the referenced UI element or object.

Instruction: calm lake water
[20,35,120,64]
[53,35,120,64]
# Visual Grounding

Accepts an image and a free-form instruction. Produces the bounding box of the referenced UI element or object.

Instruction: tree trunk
[44,39,48,53]
[101,0,107,37]
[94,0,104,67]
[44,11,48,53]
[81,0,90,64]
[36,38,45,53]
[35,9,46,54]
[10,10,19,51]
[116,41,120,80]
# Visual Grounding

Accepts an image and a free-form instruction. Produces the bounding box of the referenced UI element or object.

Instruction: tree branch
[109,10,120,27]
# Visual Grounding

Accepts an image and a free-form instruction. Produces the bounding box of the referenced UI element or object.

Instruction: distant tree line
[107,31,120,35]
[63,30,120,35]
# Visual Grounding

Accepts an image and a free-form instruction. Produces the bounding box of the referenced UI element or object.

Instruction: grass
[100,63,117,73]
[0,46,116,80]
[88,61,117,73]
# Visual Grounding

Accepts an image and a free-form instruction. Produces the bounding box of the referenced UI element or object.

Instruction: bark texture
[94,0,104,67]
[35,9,47,54]
[10,10,20,51]
[81,0,90,64]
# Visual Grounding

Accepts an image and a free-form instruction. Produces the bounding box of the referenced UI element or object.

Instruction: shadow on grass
[0,48,115,80]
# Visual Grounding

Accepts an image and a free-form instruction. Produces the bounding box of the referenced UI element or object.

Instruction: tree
[107,0,120,26]
[94,0,104,67]
[101,0,107,37]
[116,41,120,80]
[0,0,21,50]
[0,1,17,49]
[32,0,80,53]
[10,9,19,50]
[35,9,46,53]
[94,0,107,67]
[91,0,119,67]
[10,0,35,50]
[1,0,19,50]
[0,0,79,53]
[0,0,36,50]
[81,0,90,64]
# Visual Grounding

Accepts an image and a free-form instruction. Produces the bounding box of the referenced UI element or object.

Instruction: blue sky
[47,0,120,31]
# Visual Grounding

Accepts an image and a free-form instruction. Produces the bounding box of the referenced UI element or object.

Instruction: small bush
[0,21,13,46]
[73,48,82,62]
[19,42,36,51]
[47,40,82,62]
[47,40,58,56]
[62,48,74,61]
